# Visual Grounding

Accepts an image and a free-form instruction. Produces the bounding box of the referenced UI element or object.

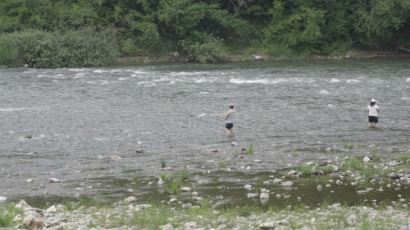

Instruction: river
[0,59,409,202]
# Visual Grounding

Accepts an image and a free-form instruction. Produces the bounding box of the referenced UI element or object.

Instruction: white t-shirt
[368,105,379,117]
[225,109,234,123]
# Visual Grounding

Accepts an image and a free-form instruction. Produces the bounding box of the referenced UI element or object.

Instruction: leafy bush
[179,34,227,63]
[0,28,119,68]
[0,36,18,66]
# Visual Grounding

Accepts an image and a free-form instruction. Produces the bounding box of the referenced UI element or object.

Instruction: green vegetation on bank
[0,0,409,67]
[0,204,21,227]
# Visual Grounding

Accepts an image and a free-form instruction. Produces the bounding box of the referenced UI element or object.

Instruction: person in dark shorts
[224,104,236,145]
[367,98,380,128]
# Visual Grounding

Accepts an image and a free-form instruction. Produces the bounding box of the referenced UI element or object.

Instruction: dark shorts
[368,116,378,123]
[225,123,233,130]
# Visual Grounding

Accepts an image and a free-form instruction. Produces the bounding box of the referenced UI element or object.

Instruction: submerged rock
[48,178,61,183]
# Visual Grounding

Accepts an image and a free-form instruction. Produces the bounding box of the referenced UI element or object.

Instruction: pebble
[244,184,252,190]
[26,178,34,183]
[316,184,323,192]
[181,187,191,192]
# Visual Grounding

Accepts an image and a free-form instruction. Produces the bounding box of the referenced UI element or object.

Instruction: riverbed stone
[0,196,6,203]
[181,187,192,192]
[244,184,252,190]
[124,196,136,203]
[281,181,293,187]
[259,222,276,229]
[316,184,323,192]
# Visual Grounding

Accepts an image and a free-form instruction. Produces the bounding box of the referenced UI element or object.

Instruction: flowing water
[0,59,409,205]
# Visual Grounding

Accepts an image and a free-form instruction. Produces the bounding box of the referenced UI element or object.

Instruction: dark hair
[370,102,376,106]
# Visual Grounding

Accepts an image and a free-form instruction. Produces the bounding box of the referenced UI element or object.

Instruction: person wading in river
[367,98,380,128]
[224,104,236,145]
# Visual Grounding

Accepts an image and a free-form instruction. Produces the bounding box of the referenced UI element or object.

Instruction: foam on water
[330,78,340,83]
[230,78,312,84]
[138,81,157,87]
[0,107,43,112]
[347,79,360,83]
[406,78,410,82]
[319,90,330,95]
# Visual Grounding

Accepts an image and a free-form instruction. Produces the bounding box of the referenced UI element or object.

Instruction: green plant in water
[245,144,254,155]
[343,143,354,150]
[161,160,166,168]
[162,169,191,194]
[218,160,227,169]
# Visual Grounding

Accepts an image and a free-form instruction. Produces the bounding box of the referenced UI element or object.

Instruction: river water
[0,59,409,201]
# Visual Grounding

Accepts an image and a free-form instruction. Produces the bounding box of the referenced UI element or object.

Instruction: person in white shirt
[224,104,236,145]
[367,98,380,128]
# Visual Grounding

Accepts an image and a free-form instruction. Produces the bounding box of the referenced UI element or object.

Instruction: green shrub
[0,28,119,68]
[180,34,227,63]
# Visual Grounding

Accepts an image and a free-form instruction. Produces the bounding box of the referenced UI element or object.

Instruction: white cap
[370,98,377,103]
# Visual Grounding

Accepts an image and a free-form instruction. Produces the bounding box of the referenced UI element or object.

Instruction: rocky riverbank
[1,153,409,229]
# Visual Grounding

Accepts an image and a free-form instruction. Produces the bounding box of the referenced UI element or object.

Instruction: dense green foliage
[0,0,409,67]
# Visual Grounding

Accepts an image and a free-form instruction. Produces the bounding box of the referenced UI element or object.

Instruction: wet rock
[124,196,137,203]
[135,149,144,153]
[192,196,202,202]
[26,178,34,183]
[244,184,252,191]
[181,187,192,192]
[49,178,61,183]
[211,149,218,153]
[24,134,32,139]
[0,196,7,203]
[158,178,165,185]
[281,181,294,187]
[316,184,323,192]
[273,178,282,183]
[247,193,259,198]
[259,222,276,229]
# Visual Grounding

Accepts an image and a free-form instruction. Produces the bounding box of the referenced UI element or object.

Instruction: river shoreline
[1,153,409,229]
[117,49,410,66]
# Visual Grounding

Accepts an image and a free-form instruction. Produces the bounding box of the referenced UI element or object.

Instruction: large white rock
[363,156,371,162]
[260,192,269,199]
[124,196,136,203]
[181,187,191,192]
